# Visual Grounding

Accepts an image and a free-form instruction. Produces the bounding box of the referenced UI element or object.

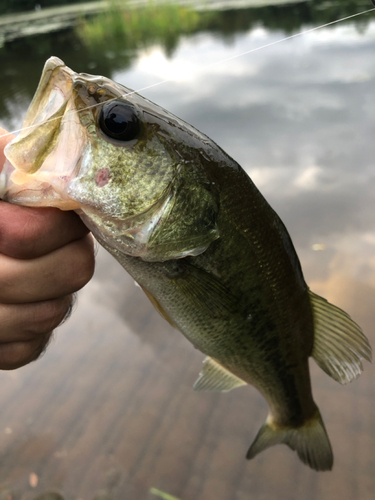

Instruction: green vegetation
[76,1,206,57]
[149,487,181,500]
[75,0,373,59]
[0,0,372,18]
[0,0,372,124]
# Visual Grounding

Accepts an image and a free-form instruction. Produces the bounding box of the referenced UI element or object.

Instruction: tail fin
[246,408,333,471]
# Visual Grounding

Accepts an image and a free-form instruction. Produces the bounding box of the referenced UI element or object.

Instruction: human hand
[0,127,95,369]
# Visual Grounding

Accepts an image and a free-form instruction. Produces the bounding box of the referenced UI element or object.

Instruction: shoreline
[0,0,304,45]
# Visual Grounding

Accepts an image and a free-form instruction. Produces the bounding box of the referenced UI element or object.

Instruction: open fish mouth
[0,57,85,209]
[19,56,74,136]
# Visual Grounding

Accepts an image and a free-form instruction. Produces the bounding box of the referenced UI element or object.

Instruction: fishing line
[1,6,374,140]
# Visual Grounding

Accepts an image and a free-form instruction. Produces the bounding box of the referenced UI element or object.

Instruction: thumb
[0,127,14,174]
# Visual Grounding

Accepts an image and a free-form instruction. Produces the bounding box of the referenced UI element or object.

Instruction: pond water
[0,1,374,499]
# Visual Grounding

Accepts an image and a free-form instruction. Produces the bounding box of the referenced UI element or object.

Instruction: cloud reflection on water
[0,9,374,496]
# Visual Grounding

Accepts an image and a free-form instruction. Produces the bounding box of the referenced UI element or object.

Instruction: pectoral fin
[309,290,372,384]
[139,284,177,329]
[169,260,241,318]
[194,357,246,392]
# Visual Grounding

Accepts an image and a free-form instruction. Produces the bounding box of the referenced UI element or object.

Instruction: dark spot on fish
[95,167,110,187]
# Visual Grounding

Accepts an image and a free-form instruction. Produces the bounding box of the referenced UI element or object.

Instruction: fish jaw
[0,56,177,258]
[1,57,85,210]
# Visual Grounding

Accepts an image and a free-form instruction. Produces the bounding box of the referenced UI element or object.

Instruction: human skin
[0,127,95,369]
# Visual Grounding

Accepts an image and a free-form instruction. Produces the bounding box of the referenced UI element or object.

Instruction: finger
[0,202,90,259]
[0,127,14,173]
[0,234,95,303]
[0,332,53,370]
[0,295,73,343]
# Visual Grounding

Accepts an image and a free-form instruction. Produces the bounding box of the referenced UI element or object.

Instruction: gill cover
[142,164,220,261]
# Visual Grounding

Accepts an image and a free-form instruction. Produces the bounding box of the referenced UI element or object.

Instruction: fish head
[1,57,220,261]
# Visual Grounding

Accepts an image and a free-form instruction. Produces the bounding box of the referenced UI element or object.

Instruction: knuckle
[0,334,51,370]
[0,208,39,259]
[32,296,73,333]
[69,236,95,290]
[7,298,72,342]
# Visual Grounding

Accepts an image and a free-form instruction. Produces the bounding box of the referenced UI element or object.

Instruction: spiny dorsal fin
[193,357,247,392]
[309,290,372,385]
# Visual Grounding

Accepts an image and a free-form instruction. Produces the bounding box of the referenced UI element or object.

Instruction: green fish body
[0,57,371,471]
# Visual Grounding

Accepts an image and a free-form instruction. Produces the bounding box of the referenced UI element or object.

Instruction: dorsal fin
[309,290,372,384]
[193,357,247,392]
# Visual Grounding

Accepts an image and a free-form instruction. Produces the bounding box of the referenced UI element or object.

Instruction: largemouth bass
[0,57,371,471]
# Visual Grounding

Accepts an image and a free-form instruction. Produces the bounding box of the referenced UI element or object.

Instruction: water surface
[0,2,374,499]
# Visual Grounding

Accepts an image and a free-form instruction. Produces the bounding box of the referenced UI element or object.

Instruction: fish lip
[22,56,75,130]
[2,57,84,209]
[3,56,76,174]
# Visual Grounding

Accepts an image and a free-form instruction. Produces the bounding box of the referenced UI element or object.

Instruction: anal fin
[309,290,372,384]
[193,357,247,392]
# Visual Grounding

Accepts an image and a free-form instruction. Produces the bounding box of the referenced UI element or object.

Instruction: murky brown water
[0,2,374,499]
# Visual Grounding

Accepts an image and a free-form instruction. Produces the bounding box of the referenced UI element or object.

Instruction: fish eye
[99,100,140,142]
